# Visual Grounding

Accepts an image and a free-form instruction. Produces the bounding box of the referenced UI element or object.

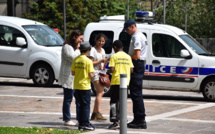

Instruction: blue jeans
[130,60,146,120]
[75,89,91,126]
[63,88,80,121]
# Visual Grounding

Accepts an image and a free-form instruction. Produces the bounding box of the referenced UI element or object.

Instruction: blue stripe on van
[146,65,215,76]
[199,68,215,75]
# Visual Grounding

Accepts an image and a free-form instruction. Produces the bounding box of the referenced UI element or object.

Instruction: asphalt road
[0,77,215,134]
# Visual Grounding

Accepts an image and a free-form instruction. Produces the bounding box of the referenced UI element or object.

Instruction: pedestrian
[71,41,95,131]
[108,40,134,129]
[58,30,83,126]
[122,19,148,129]
[88,33,108,120]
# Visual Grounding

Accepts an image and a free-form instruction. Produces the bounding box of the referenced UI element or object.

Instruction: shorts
[91,71,100,82]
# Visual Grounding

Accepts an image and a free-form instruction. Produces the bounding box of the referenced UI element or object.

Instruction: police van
[84,11,215,102]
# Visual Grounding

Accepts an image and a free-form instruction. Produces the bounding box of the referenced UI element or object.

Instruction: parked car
[83,11,215,101]
[0,16,64,86]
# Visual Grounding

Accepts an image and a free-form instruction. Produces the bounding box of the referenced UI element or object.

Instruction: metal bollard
[120,74,127,134]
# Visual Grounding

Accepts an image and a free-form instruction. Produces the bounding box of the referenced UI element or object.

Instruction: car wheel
[202,78,215,102]
[31,64,54,86]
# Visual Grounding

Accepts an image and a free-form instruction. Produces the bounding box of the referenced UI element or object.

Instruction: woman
[58,30,83,125]
[89,33,108,120]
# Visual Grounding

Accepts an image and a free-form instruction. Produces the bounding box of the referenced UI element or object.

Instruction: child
[108,40,134,129]
[71,41,95,131]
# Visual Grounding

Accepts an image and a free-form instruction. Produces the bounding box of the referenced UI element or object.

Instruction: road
[0,77,215,134]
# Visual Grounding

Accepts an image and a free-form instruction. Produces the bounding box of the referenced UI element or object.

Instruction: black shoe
[127,119,147,129]
[79,123,95,131]
[108,122,120,130]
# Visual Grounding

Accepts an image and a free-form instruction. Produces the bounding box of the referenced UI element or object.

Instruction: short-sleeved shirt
[88,47,106,70]
[109,51,134,85]
[71,55,95,90]
[128,31,148,60]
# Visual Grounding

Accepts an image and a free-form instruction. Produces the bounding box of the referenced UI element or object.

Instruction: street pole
[120,74,127,134]
[185,5,187,32]
[151,0,153,12]
[163,0,166,24]
[63,0,66,40]
[127,0,129,20]
[12,0,15,16]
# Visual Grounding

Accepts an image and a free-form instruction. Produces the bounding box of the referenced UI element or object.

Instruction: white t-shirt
[128,31,148,60]
[88,47,106,70]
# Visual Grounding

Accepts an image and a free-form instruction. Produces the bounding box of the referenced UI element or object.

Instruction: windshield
[22,25,64,46]
[180,35,211,55]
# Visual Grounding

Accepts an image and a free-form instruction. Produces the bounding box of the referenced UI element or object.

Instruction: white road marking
[0,95,198,105]
[84,129,175,134]
[0,95,63,99]
[146,103,215,122]
[162,118,215,124]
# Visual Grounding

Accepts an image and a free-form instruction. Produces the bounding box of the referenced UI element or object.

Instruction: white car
[0,16,63,86]
[84,11,215,101]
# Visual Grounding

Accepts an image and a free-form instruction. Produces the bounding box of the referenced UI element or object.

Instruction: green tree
[154,0,215,38]
[23,0,127,37]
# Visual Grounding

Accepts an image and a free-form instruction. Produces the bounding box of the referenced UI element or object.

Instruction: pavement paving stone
[1,78,215,134]
[172,106,215,120]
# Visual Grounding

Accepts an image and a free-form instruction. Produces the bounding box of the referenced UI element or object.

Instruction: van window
[0,25,26,47]
[152,34,186,58]
[119,32,147,53]
[180,35,210,55]
[89,31,114,54]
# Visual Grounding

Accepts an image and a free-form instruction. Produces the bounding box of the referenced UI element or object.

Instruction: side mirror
[180,49,191,59]
[16,37,26,46]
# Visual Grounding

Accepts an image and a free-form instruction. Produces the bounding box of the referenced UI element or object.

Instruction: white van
[0,16,64,86]
[84,11,215,101]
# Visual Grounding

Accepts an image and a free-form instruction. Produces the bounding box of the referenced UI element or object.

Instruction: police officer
[122,19,147,129]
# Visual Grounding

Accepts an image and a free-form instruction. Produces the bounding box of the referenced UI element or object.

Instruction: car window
[119,32,147,53]
[89,31,114,54]
[152,33,186,58]
[23,25,64,46]
[0,25,26,47]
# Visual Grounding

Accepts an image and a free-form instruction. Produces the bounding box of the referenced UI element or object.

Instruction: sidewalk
[0,78,215,134]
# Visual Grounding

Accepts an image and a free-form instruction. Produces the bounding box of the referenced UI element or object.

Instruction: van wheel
[202,78,215,102]
[31,64,54,86]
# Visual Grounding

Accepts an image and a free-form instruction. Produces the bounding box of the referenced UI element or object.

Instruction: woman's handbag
[99,73,111,88]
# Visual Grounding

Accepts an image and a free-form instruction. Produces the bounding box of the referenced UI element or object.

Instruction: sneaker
[75,121,79,126]
[108,122,120,130]
[127,119,147,129]
[64,121,76,126]
[79,123,95,131]
[91,112,107,120]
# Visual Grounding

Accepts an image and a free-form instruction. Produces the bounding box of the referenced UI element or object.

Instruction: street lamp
[63,0,66,40]
[185,4,189,32]
[163,0,166,24]
[127,0,129,20]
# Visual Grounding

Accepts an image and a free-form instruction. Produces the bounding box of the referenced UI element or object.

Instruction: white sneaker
[64,121,76,126]
[76,121,79,126]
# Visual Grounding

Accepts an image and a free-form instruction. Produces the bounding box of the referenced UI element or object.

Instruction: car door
[0,25,28,77]
[146,31,199,90]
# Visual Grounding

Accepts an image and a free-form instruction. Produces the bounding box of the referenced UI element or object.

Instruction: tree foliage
[24,0,214,38]
[23,0,127,37]
[154,0,215,38]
